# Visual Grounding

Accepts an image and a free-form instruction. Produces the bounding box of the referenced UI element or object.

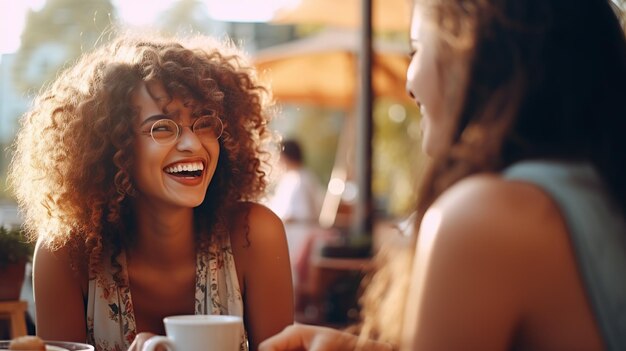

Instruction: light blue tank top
[504,160,626,350]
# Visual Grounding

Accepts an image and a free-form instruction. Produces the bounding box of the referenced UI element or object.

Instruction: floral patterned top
[86,236,247,351]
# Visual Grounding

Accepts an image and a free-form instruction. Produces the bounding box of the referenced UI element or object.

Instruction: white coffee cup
[142,315,243,351]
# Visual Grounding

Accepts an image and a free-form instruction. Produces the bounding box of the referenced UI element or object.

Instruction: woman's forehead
[145,81,170,108]
[130,82,164,119]
[411,5,431,40]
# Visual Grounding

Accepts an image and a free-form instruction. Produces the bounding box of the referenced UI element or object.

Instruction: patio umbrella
[253,29,410,110]
[271,0,411,31]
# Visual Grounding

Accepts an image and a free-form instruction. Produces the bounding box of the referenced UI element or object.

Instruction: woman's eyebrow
[140,114,169,127]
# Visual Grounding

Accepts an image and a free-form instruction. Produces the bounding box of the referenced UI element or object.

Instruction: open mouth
[164,161,205,178]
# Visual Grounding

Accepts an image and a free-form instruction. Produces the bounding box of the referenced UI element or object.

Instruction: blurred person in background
[268,139,323,226]
[267,139,324,290]
[9,32,293,351]
[259,0,626,350]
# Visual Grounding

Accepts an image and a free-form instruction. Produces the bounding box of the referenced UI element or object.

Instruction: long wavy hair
[359,0,626,345]
[8,33,274,277]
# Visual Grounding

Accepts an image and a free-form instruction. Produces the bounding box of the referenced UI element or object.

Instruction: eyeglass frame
[139,114,224,145]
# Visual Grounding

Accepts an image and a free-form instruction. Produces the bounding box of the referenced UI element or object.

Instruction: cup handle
[142,335,175,351]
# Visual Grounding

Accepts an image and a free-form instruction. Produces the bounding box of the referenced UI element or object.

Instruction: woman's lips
[165,170,204,186]
[163,160,206,186]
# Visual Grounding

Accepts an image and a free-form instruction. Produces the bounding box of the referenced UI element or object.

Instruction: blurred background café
[0,0,422,338]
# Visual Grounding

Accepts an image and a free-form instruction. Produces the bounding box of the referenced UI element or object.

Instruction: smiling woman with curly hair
[8,33,293,351]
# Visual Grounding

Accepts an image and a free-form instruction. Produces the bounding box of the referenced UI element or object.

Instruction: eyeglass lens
[150,115,223,144]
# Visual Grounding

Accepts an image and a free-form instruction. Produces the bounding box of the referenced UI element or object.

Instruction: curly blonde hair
[8,32,274,276]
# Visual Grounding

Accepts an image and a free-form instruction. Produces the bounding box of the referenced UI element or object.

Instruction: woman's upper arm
[33,240,87,342]
[401,176,546,350]
[234,203,294,350]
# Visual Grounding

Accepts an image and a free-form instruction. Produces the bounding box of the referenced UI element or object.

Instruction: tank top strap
[86,250,137,350]
[195,234,247,350]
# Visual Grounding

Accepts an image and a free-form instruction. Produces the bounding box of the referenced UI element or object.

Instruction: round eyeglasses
[141,115,224,145]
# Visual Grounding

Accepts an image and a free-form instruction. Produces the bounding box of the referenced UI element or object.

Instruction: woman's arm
[232,203,295,350]
[33,240,87,342]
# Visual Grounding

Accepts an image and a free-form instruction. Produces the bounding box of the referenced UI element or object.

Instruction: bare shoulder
[34,239,88,289]
[407,173,606,350]
[33,239,88,341]
[229,202,289,281]
[406,174,579,349]
[247,202,285,230]
[228,202,294,348]
[229,202,286,250]
[35,240,73,273]
[416,173,572,290]
[429,173,564,239]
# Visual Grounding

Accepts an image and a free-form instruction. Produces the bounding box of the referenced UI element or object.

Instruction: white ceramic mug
[142,315,243,351]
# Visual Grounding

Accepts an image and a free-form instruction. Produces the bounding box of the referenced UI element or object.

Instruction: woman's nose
[176,126,203,151]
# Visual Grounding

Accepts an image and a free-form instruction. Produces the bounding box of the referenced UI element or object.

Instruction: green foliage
[0,226,34,268]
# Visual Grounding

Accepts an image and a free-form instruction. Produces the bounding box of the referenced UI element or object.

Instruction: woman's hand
[259,324,393,351]
[128,332,165,351]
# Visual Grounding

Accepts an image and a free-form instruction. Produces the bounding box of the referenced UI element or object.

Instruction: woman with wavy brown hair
[8,33,294,351]
[259,0,626,350]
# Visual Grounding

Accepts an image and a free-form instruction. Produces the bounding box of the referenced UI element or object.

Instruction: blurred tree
[12,0,116,93]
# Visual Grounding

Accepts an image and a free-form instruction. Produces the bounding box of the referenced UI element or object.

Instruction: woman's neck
[130,200,196,267]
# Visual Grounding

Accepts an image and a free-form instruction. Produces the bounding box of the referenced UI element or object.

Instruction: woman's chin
[167,195,206,209]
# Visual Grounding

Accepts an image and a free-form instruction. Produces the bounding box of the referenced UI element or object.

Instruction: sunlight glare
[388,104,407,123]
[204,0,300,22]
[418,209,442,252]
[328,178,346,196]
[112,0,174,26]
[0,0,46,54]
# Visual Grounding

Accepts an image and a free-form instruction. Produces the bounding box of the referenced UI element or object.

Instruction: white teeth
[165,161,204,174]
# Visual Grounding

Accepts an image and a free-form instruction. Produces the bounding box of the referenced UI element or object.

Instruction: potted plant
[0,226,34,301]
